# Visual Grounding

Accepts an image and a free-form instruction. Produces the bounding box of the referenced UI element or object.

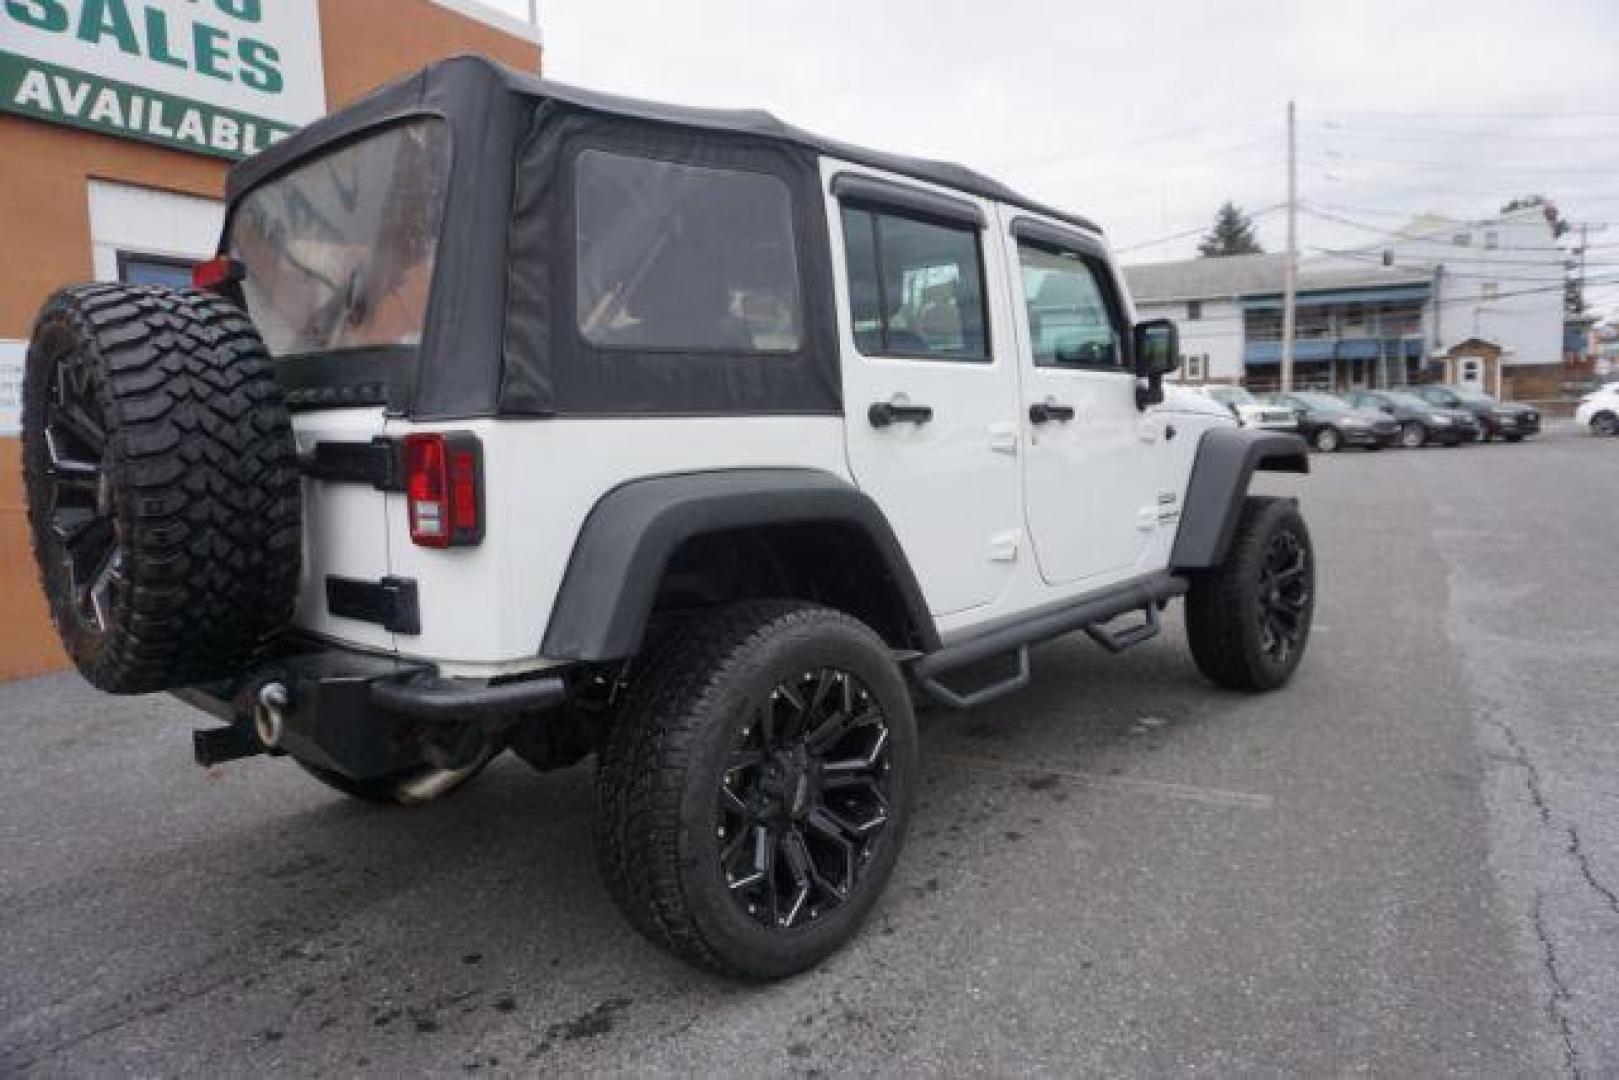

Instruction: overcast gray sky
[487,0,1619,318]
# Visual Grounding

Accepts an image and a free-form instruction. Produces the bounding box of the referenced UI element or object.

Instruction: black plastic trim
[1010,215,1107,257]
[272,345,415,414]
[174,647,572,780]
[1170,427,1310,570]
[302,437,404,491]
[832,172,985,227]
[326,575,421,635]
[540,468,939,661]
[912,571,1187,681]
[371,672,566,722]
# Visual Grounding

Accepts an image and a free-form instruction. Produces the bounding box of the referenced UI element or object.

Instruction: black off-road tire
[20,284,300,693]
[595,600,917,980]
[1185,496,1315,692]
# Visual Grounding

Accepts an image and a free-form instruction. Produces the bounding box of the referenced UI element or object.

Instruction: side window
[575,150,802,353]
[1016,241,1123,369]
[839,205,989,362]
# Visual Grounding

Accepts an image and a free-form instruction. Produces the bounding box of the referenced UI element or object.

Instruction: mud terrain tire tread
[21,284,300,693]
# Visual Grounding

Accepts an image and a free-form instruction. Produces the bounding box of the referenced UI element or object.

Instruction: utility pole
[1573,222,1609,317]
[1281,100,1297,393]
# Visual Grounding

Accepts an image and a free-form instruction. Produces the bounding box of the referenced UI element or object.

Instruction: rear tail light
[191,255,245,292]
[403,432,483,548]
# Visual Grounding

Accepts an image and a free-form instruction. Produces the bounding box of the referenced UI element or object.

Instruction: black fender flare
[1170,426,1310,570]
[539,468,939,661]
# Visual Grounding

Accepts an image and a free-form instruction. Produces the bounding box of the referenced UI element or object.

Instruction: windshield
[1208,387,1255,405]
[1451,385,1495,402]
[229,119,451,358]
[1293,392,1350,412]
[1385,392,1428,408]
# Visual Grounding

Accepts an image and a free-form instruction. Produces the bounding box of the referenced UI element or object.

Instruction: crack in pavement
[1531,891,1582,1080]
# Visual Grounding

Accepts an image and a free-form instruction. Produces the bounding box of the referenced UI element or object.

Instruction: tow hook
[253,682,290,749]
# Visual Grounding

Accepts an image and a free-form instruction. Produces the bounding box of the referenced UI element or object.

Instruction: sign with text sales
[1,0,326,160]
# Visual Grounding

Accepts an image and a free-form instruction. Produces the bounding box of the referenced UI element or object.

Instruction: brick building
[0,0,542,680]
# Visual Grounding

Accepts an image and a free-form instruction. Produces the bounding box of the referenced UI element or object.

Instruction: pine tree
[1197,201,1264,258]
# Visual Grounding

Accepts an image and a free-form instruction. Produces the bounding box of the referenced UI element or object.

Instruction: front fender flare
[539,468,938,661]
[1170,426,1309,570]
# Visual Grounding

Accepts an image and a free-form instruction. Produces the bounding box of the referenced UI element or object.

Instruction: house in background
[1124,206,1566,397]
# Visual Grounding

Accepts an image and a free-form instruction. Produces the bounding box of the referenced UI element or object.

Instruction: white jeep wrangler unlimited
[20,57,1314,979]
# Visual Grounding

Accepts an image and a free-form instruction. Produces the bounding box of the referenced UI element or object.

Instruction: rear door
[1002,211,1163,586]
[229,119,453,651]
[826,167,1021,618]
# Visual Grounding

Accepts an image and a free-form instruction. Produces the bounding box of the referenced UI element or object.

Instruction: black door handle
[1029,401,1077,424]
[868,400,934,428]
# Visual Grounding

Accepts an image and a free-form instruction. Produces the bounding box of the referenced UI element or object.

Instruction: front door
[1003,211,1161,586]
[829,169,1021,617]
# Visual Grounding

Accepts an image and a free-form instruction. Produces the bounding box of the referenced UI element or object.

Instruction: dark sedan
[1415,385,1541,442]
[1266,391,1400,452]
[1345,389,1479,447]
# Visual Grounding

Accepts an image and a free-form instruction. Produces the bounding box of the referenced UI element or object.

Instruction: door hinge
[326,575,420,635]
[300,437,404,492]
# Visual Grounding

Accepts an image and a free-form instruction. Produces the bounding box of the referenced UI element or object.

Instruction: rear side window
[1016,242,1123,368]
[231,119,451,358]
[839,205,989,362]
[575,150,802,353]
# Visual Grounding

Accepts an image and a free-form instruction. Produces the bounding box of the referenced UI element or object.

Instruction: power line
[1112,204,1285,255]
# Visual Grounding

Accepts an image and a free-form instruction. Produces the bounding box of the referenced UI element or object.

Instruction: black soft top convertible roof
[225,56,1105,421]
[230,55,1100,234]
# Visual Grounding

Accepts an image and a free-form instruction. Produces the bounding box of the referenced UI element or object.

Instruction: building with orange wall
[0,0,541,681]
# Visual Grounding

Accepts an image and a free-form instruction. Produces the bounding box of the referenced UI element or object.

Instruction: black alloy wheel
[1255,527,1312,668]
[718,667,893,930]
[37,339,121,641]
[596,601,917,979]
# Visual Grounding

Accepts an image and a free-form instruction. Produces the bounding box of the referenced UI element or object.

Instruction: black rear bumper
[175,645,569,780]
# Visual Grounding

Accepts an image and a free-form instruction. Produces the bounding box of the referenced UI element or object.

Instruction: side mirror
[1132,318,1179,409]
[1133,319,1180,377]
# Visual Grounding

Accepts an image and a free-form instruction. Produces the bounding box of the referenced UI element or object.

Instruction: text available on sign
[0,0,326,160]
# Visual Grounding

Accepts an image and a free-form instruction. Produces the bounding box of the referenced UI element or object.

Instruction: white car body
[1574,385,1619,435]
[1185,385,1299,431]
[293,156,1236,678]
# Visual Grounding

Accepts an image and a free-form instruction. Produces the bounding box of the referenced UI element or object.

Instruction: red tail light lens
[191,255,244,292]
[403,432,483,548]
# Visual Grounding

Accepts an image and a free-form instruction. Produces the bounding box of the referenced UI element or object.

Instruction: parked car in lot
[1415,385,1540,442]
[1266,391,1399,452]
[1192,385,1301,431]
[1574,383,1619,437]
[1344,389,1478,447]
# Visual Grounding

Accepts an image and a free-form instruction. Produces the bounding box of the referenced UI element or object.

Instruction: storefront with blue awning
[1240,281,1432,392]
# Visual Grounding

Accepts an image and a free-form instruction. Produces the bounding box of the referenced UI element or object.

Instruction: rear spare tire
[20,284,300,693]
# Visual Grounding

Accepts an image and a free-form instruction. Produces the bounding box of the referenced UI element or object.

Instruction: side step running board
[1084,602,1162,653]
[911,573,1186,711]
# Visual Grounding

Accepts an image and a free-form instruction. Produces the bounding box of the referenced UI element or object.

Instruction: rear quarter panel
[384,416,848,676]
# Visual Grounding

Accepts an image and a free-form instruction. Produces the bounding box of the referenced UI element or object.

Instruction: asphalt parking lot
[2,423,1615,1077]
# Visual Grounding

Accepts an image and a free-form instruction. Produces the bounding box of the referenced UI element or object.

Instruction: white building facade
[1123,208,1567,396]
